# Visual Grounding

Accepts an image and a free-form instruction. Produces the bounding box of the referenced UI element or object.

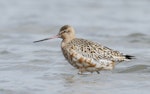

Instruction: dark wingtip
[125,55,135,60]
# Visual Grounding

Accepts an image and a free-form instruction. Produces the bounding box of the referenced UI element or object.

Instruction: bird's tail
[124,55,135,61]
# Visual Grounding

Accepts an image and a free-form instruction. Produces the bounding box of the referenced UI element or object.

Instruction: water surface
[0,0,150,94]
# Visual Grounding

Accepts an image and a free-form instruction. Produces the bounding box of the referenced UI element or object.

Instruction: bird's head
[33,25,75,43]
[58,25,75,40]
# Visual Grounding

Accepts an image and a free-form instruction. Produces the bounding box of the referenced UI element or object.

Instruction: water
[0,0,150,94]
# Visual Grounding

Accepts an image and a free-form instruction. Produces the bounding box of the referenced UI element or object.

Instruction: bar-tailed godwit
[34,25,134,74]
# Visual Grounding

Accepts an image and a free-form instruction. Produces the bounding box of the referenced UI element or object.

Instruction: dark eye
[64,30,69,33]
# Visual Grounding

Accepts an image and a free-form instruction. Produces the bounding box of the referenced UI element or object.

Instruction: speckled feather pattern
[66,38,125,61]
[61,38,127,73]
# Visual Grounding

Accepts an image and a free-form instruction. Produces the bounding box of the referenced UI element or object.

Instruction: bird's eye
[64,30,69,33]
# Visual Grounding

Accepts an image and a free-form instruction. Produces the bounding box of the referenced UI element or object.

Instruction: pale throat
[61,35,75,48]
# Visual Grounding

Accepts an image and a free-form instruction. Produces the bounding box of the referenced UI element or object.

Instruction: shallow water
[0,0,150,94]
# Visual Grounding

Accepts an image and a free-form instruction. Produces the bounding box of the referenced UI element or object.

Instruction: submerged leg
[96,67,104,74]
[78,67,85,75]
[78,71,83,75]
[90,71,94,74]
[96,71,100,74]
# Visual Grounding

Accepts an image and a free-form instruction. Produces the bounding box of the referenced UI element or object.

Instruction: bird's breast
[61,46,97,68]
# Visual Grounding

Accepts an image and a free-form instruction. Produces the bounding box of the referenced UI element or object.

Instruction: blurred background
[1,0,150,30]
[0,0,150,94]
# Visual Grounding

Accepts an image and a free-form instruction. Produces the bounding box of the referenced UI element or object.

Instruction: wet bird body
[34,25,134,74]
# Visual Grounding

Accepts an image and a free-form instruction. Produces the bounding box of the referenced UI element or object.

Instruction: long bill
[33,35,59,43]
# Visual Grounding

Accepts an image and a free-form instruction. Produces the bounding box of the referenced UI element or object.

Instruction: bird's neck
[61,36,75,48]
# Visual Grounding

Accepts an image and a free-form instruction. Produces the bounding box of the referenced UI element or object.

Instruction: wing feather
[66,38,125,62]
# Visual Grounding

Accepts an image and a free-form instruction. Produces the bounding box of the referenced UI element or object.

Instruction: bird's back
[62,38,125,62]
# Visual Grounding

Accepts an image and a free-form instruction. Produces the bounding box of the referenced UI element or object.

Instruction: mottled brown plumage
[34,25,134,74]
